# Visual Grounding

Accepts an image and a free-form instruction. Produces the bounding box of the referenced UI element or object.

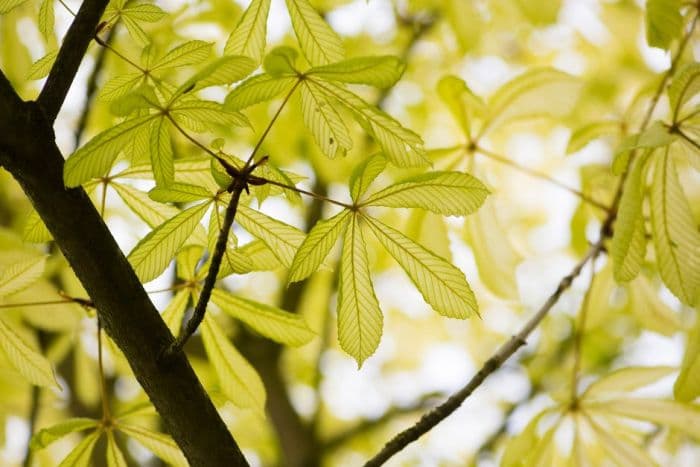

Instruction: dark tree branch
[37,0,109,123]
[0,72,248,467]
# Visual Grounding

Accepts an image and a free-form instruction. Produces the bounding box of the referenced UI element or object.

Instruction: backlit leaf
[587,417,655,467]
[349,153,387,202]
[27,49,58,80]
[30,418,98,450]
[57,430,100,467]
[171,99,249,132]
[224,74,298,111]
[120,2,166,22]
[337,214,382,366]
[211,289,315,346]
[645,0,682,50]
[0,318,57,387]
[118,424,187,466]
[201,314,266,413]
[105,431,128,467]
[23,209,52,243]
[307,56,405,88]
[299,80,352,158]
[365,171,489,216]
[38,0,54,41]
[224,0,271,64]
[285,0,344,66]
[112,182,180,228]
[289,209,351,282]
[236,205,306,268]
[567,120,622,154]
[99,72,144,102]
[582,366,676,399]
[0,0,25,14]
[151,40,212,71]
[149,117,174,187]
[627,275,681,336]
[174,55,257,98]
[0,255,46,297]
[127,202,210,282]
[437,75,485,138]
[676,316,700,401]
[669,63,700,121]
[64,114,157,187]
[650,151,700,305]
[149,182,212,203]
[160,289,190,337]
[366,216,478,318]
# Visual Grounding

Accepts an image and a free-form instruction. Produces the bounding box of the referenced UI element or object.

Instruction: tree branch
[37,0,109,123]
[0,72,248,467]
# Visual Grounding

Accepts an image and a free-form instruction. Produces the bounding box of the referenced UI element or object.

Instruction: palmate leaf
[201,314,266,413]
[364,171,489,216]
[289,209,351,282]
[111,182,179,227]
[27,50,58,80]
[566,120,622,154]
[0,318,57,387]
[585,416,656,467]
[205,204,253,277]
[127,202,210,283]
[118,424,187,467]
[149,117,174,187]
[299,80,352,158]
[337,214,382,366]
[225,74,298,111]
[100,72,144,102]
[211,289,315,346]
[668,63,700,121]
[307,56,405,88]
[0,0,25,14]
[30,418,98,450]
[120,1,166,22]
[645,0,682,50]
[236,205,306,268]
[160,289,189,337]
[171,99,250,133]
[149,182,212,203]
[38,0,54,41]
[224,0,271,64]
[582,366,676,399]
[106,431,128,467]
[64,114,157,187]
[308,78,428,167]
[611,154,648,282]
[57,430,101,467]
[234,240,282,272]
[365,216,478,318]
[151,40,212,71]
[437,75,485,138]
[611,122,676,175]
[0,255,46,297]
[264,46,299,76]
[23,209,52,243]
[173,56,257,98]
[627,275,681,336]
[285,0,344,66]
[349,153,387,202]
[650,151,700,305]
[676,317,700,401]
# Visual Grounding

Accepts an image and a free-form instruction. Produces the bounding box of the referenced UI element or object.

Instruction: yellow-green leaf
[236,205,305,268]
[0,255,46,297]
[567,120,622,154]
[645,0,682,50]
[22,209,52,243]
[149,117,174,187]
[299,80,352,159]
[307,56,405,88]
[30,418,98,450]
[27,49,58,80]
[201,314,266,413]
[99,72,144,102]
[437,75,485,139]
[174,55,257,98]
[0,0,25,14]
[111,182,179,228]
[586,416,656,467]
[669,63,700,121]
[225,74,298,111]
[224,0,271,64]
[64,115,157,187]
[349,153,387,202]
[366,216,477,318]
[127,202,210,282]
[0,318,56,387]
[285,0,344,66]
[120,2,166,22]
[149,182,212,203]
[118,424,187,466]
[289,209,351,282]
[337,214,382,366]
[57,430,100,467]
[160,289,190,337]
[105,431,128,467]
[650,151,700,305]
[151,40,212,71]
[676,316,700,401]
[364,171,489,216]
[582,366,676,399]
[38,0,54,41]
[211,289,315,346]
[627,275,681,336]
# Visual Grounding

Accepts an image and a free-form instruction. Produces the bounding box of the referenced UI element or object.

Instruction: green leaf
[0,255,46,297]
[364,171,489,216]
[224,0,271,64]
[365,216,477,318]
[289,209,351,282]
[118,424,187,466]
[0,0,25,14]
[23,209,52,243]
[151,40,212,71]
[349,153,387,202]
[582,366,676,399]
[437,75,485,138]
[236,205,306,268]
[645,0,682,50]
[586,416,656,467]
[650,151,700,305]
[174,55,257,98]
[285,0,344,66]
[675,316,700,401]
[99,72,144,102]
[669,63,700,121]
[64,114,157,187]
[300,80,352,158]
[611,122,676,175]
[211,289,315,346]
[566,120,622,154]
[171,98,250,132]
[611,154,648,282]
[27,49,58,80]
[235,240,282,271]
[225,74,298,111]
[149,117,174,187]
[484,67,582,132]
[307,56,405,88]
[337,214,382,366]
[501,410,551,467]
[201,314,266,413]
[149,182,212,203]
[160,289,190,337]
[127,202,210,283]
[38,0,54,41]
[464,199,521,300]
[205,204,254,278]
[57,430,100,467]
[309,78,428,167]
[120,2,166,22]
[0,318,56,387]
[106,431,128,467]
[627,275,681,336]
[263,46,299,76]
[111,182,180,228]
[30,418,99,450]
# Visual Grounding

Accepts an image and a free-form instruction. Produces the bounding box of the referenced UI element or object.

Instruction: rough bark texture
[0,73,247,466]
